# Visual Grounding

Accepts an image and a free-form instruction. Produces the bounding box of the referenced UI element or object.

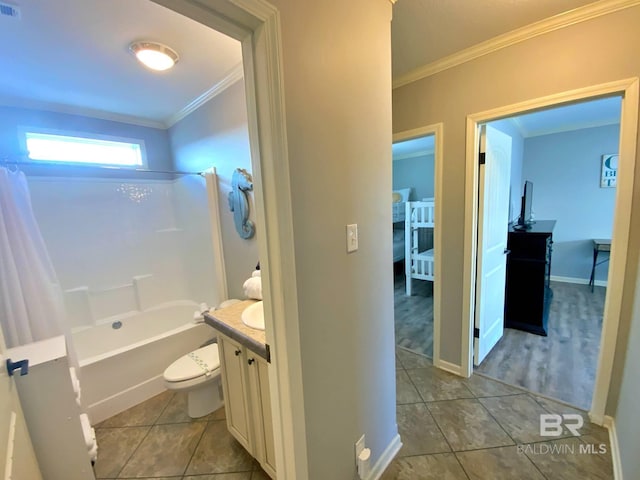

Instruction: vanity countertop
[204,300,269,361]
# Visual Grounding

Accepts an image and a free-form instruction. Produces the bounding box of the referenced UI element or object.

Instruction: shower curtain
[0,167,65,348]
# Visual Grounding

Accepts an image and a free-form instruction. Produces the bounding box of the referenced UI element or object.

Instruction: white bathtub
[73,302,215,424]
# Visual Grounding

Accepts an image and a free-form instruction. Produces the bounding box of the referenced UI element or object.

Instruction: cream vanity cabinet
[218,333,276,478]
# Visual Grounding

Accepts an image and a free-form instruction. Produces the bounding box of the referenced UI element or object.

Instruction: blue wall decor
[229,168,255,239]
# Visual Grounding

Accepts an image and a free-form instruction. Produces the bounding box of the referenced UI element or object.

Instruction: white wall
[392,153,434,200]
[169,80,258,300]
[267,0,397,477]
[522,124,620,282]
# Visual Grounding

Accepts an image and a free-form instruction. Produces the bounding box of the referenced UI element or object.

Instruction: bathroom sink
[241,301,265,330]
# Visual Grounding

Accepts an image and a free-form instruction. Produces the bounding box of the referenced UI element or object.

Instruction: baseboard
[434,359,464,377]
[602,415,623,480]
[87,374,166,424]
[367,433,402,480]
[550,275,608,287]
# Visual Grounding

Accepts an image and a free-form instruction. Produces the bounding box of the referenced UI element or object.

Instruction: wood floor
[476,281,605,410]
[394,273,605,410]
[394,270,433,358]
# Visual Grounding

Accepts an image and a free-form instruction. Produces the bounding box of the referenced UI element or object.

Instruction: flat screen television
[517,180,534,229]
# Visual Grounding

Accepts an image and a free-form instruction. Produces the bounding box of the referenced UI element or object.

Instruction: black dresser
[504,220,555,336]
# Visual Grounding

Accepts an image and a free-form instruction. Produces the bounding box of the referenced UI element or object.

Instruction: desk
[589,239,611,292]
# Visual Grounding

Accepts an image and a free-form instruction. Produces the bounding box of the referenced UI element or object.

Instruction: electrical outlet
[355,434,365,461]
[347,224,358,253]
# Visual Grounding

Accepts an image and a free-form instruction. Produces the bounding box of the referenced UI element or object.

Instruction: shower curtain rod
[0,159,204,176]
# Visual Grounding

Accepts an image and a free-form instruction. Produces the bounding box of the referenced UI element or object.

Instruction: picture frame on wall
[601,154,618,188]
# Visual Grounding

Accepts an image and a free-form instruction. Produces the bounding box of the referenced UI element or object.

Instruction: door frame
[393,123,443,366]
[461,78,639,424]
[152,1,305,478]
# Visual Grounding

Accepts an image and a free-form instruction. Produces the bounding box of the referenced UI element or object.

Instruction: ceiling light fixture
[129,41,179,72]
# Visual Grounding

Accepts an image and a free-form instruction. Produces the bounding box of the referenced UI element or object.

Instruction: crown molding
[393,0,640,89]
[0,97,166,129]
[165,63,244,128]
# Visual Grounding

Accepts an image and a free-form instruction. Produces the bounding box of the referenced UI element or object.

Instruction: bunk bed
[404,199,435,295]
[392,189,411,263]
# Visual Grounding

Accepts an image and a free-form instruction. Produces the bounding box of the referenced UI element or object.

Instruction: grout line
[113,425,155,478]
[180,417,213,477]
[466,398,518,449]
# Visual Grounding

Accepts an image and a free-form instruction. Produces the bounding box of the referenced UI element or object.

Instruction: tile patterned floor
[92,349,612,480]
[93,390,269,479]
[382,347,613,480]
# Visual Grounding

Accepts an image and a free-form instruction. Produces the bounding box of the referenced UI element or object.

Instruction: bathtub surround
[0,167,65,347]
[27,174,219,329]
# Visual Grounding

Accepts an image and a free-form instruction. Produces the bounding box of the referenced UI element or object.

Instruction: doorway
[393,124,443,366]
[473,98,621,410]
[462,79,639,423]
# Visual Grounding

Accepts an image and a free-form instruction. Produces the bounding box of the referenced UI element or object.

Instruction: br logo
[540,414,584,436]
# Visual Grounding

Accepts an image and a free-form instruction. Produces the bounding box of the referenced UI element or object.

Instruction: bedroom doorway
[392,124,442,365]
[462,79,638,422]
[473,98,621,410]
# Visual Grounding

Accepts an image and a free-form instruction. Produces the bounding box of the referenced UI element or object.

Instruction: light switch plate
[346,224,358,253]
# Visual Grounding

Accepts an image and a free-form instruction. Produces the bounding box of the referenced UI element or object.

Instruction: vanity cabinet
[218,334,276,478]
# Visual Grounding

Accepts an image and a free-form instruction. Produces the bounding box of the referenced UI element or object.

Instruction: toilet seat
[164,344,220,384]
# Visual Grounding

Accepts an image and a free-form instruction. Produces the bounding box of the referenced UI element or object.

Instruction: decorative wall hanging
[600,154,618,188]
[229,168,255,239]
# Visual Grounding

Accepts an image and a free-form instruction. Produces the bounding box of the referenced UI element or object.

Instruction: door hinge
[479,153,486,165]
[473,328,480,339]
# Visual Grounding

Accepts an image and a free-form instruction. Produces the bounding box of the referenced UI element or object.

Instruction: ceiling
[0,0,242,128]
[0,0,614,131]
[391,0,600,79]
[506,96,621,138]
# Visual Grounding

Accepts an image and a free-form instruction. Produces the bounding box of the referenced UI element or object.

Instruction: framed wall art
[601,154,618,188]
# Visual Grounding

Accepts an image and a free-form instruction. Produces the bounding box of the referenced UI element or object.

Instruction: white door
[474,124,512,365]
[0,326,43,480]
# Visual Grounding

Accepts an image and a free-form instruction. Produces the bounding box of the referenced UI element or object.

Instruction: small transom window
[22,130,146,167]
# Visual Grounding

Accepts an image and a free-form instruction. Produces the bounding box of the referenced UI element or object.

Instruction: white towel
[243,276,262,300]
[193,310,204,324]
[251,269,261,278]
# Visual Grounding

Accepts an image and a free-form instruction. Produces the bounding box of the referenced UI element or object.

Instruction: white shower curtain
[0,167,65,348]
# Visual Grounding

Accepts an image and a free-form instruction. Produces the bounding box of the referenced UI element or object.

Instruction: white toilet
[163,343,224,418]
